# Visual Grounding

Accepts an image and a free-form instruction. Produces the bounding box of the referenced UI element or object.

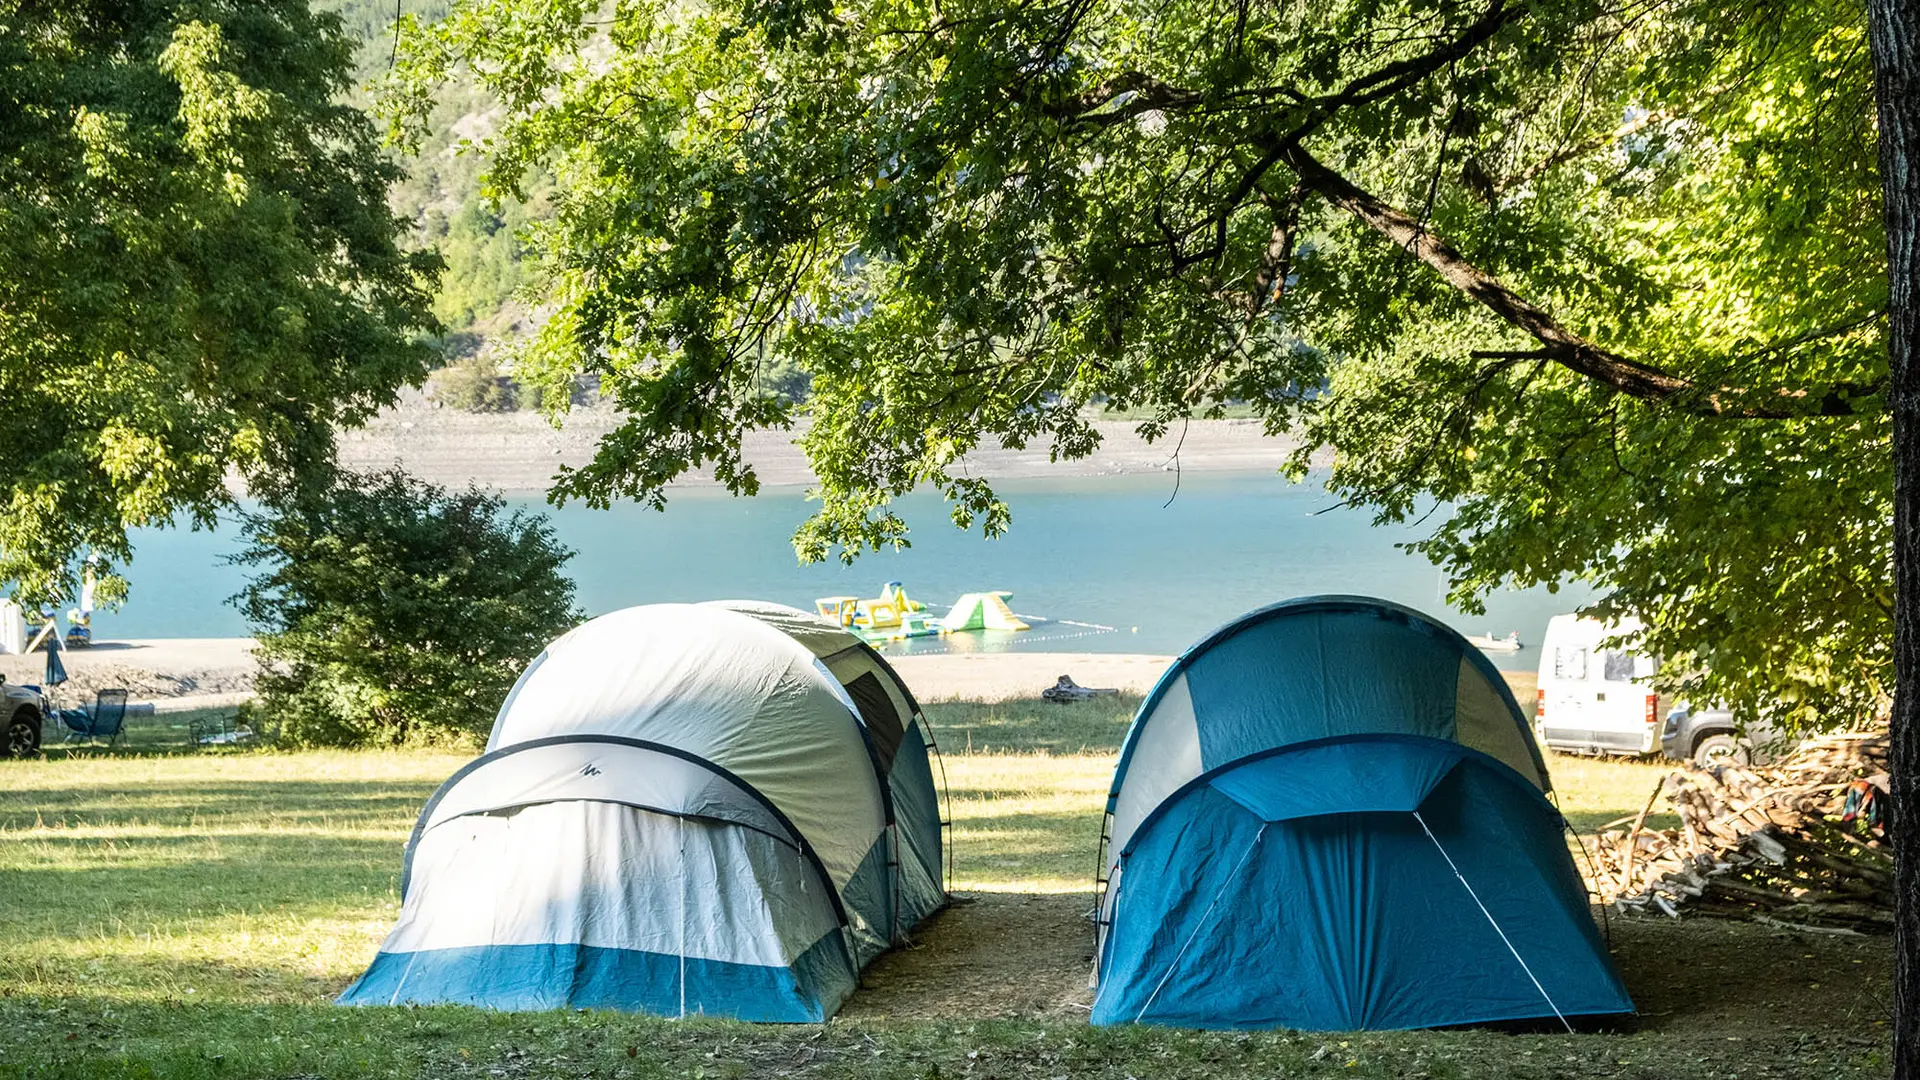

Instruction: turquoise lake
[93,472,1588,671]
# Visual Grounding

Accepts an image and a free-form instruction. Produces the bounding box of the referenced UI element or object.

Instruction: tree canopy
[393,0,1889,730]
[0,0,439,604]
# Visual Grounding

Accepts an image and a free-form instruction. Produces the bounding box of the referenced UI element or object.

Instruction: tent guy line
[1134,822,1270,1023]
[1414,810,1573,1033]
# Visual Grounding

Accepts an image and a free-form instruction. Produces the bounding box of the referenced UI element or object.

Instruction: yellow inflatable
[816,582,945,639]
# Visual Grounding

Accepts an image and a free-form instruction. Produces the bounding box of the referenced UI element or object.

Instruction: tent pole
[678,825,687,1020]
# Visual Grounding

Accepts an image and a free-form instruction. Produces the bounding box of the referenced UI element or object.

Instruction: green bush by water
[231,471,580,747]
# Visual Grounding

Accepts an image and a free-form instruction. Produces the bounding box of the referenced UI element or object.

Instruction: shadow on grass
[27,706,257,759]
[0,996,1361,1080]
[1608,915,1891,1034]
[1561,806,1683,834]
[949,806,1104,884]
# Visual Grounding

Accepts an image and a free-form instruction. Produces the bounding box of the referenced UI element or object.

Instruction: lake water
[93,472,1589,671]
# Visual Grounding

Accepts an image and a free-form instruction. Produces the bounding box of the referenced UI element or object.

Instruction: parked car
[1534,614,1665,756]
[1,677,48,758]
[1660,704,1784,769]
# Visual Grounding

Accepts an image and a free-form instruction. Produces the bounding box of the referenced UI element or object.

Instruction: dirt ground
[0,642,1194,706]
[0,637,256,699]
[1617,916,1890,1035]
[5,640,1526,709]
[840,892,1097,1021]
[839,893,1891,1036]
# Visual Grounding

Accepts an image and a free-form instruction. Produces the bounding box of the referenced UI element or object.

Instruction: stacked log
[1584,733,1891,931]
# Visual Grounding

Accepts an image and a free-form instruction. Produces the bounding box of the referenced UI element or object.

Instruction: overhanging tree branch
[1288,0,1524,144]
[1274,140,1885,418]
[1036,0,1882,419]
[1055,0,1520,138]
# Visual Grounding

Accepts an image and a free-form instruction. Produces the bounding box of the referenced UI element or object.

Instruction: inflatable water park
[815,582,1116,646]
[817,580,1128,645]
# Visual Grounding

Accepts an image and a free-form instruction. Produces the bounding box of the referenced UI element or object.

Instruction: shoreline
[337,398,1310,495]
[1,638,1537,711]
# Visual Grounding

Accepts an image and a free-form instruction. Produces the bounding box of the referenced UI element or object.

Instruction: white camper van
[1535,614,1664,756]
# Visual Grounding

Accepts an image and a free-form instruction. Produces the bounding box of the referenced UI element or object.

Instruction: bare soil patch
[1612,915,1889,1036]
[842,893,1891,1037]
[840,892,1095,1021]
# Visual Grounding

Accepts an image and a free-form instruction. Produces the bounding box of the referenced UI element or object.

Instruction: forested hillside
[318,1,536,357]
[315,1,809,403]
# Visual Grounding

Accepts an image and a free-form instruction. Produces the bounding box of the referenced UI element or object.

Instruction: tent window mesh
[847,672,906,770]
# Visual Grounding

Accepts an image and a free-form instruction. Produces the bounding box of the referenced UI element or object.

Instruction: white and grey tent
[338,602,948,1021]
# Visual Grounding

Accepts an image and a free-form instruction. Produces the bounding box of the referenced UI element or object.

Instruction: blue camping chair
[60,688,129,748]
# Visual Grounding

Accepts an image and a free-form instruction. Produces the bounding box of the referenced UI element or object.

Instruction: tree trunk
[1868,0,1920,1074]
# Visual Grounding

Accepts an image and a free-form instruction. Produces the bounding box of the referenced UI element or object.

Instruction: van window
[1602,651,1636,682]
[1554,647,1588,680]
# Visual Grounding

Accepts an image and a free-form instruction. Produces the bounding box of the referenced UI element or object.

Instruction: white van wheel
[1692,734,1749,770]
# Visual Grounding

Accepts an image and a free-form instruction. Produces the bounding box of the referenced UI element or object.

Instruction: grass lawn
[0,696,1891,1079]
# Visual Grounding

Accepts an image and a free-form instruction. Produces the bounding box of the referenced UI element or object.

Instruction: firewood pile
[1584,732,1891,931]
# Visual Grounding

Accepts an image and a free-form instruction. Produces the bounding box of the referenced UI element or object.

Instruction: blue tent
[1092,596,1632,1031]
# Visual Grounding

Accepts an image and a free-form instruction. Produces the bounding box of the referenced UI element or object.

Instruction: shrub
[232,470,580,747]
[431,356,519,412]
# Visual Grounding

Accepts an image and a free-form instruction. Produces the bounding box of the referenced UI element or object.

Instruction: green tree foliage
[316,2,548,348]
[429,197,530,331]
[0,1,440,604]
[318,0,451,67]
[232,469,579,747]
[392,0,1888,729]
[383,79,548,340]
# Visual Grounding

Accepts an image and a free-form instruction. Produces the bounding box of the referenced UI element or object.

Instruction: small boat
[1465,631,1523,653]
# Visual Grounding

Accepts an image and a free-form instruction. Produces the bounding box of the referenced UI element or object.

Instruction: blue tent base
[1111,1003,1635,1034]
[1435,1011,1638,1036]
[338,931,855,1022]
[1094,743,1633,1032]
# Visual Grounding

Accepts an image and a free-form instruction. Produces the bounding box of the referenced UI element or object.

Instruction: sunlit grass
[944,753,1110,893]
[0,751,464,1005]
[1547,751,1678,832]
[924,693,1140,756]
[0,700,1686,1006]
[0,697,1888,1079]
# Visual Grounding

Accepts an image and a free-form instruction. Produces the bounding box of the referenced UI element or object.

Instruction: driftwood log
[1584,732,1891,932]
